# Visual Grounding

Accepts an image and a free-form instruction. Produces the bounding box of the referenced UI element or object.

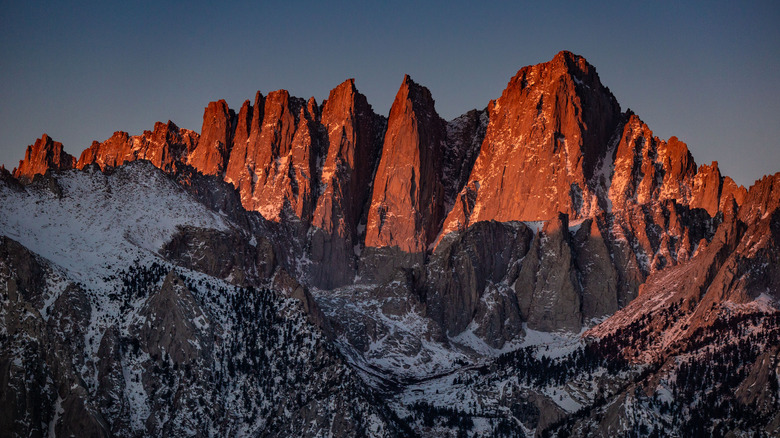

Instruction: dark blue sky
[2,1,778,187]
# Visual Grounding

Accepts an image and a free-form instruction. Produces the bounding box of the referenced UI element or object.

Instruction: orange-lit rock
[313,79,382,236]
[690,161,722,216]
[189,100,235,176]
[608,116,699,210]
[365,75,447,253]
[224,90,318,221]
[224,91,264,208]
[441,51,621,239]
[76,121,197,172]
[309,79,384,287]
[720,176,747,211]
[13,134,75,183]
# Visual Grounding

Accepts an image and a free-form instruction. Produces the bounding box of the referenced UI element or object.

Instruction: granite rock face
[441,50,622,238]
[238,92,319,222]
[76,121,198,172]
[190,100,235,176]
[6,50,754,340]
[425,220,533,340]
[365,75,447,254]
[572,217,620,320]
[13,134,76,183]
[161,226,275,286]
[308,79,384,288]
[607,114,739,218]
[517,214,582,332]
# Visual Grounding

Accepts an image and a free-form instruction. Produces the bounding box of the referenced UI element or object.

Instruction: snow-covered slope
[0,163,403,437]
[1,161,230,288]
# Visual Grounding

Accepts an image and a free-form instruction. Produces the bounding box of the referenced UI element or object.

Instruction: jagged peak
[203,99,232,119]
[305,96,319,121]
[156,119,179,131]
[397,74,430,100]
[333,77,357,95]
[322,79,378,123]
[551,50,594,76]
[13,133,75,182]
[264,89,309,123]
[505,51,612,103]
[391,74,440,122]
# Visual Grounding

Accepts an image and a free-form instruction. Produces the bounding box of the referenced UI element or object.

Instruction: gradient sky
[2,1,778,188]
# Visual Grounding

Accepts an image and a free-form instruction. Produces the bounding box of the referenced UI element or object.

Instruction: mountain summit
[4,51,778,437]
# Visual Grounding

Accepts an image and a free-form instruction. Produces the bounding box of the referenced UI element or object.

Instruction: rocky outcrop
[442,109,488,207]
[516,214,582,332]
[505,212,648,333]
[737,172,780,225]
[609,116,697,210]
[441,50,622,238]
[130,271,214,365]
[425,221,533,340]
[12,134,75,183]
[735,346,780,416]
[365,75,447,253]
[313,79,383,236]
[272,268,330,333]
[720,175,747,211]
[161,226,275,286]
[690,161,722,216]
[76,121,198,172]
[572,218,619,319]
[226,91,319,222]
[223,92,262,202]
[308,79,384,288]
[607,115,746,221]
[189,100,235,175]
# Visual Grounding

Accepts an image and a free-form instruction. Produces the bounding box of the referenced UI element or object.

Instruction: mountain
[12,134,76,183]
[4,51,778,437]
[0,162,406,437]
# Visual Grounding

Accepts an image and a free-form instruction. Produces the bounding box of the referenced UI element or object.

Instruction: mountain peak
[365,74,446,252]
[190,100,235,175]
[12,134,75,183]
[551,49,587,70]
[395,74,436,110]
[440,51,622,236]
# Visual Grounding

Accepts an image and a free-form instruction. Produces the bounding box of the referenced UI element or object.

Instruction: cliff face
[190,100,235,176]
[75,121,198,172]
[11,50,751,331]
[244,92,319,222]
[440,51,622,239]
[27,51,744,261]
[607,113,737,217]
[5,50,780,438]
[313,79,382,236]
[364,75,447,254]
[13,134,75,183]
[308,79,384,288]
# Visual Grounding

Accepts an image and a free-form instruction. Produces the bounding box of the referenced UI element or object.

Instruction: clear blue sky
[2,1,778,187]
